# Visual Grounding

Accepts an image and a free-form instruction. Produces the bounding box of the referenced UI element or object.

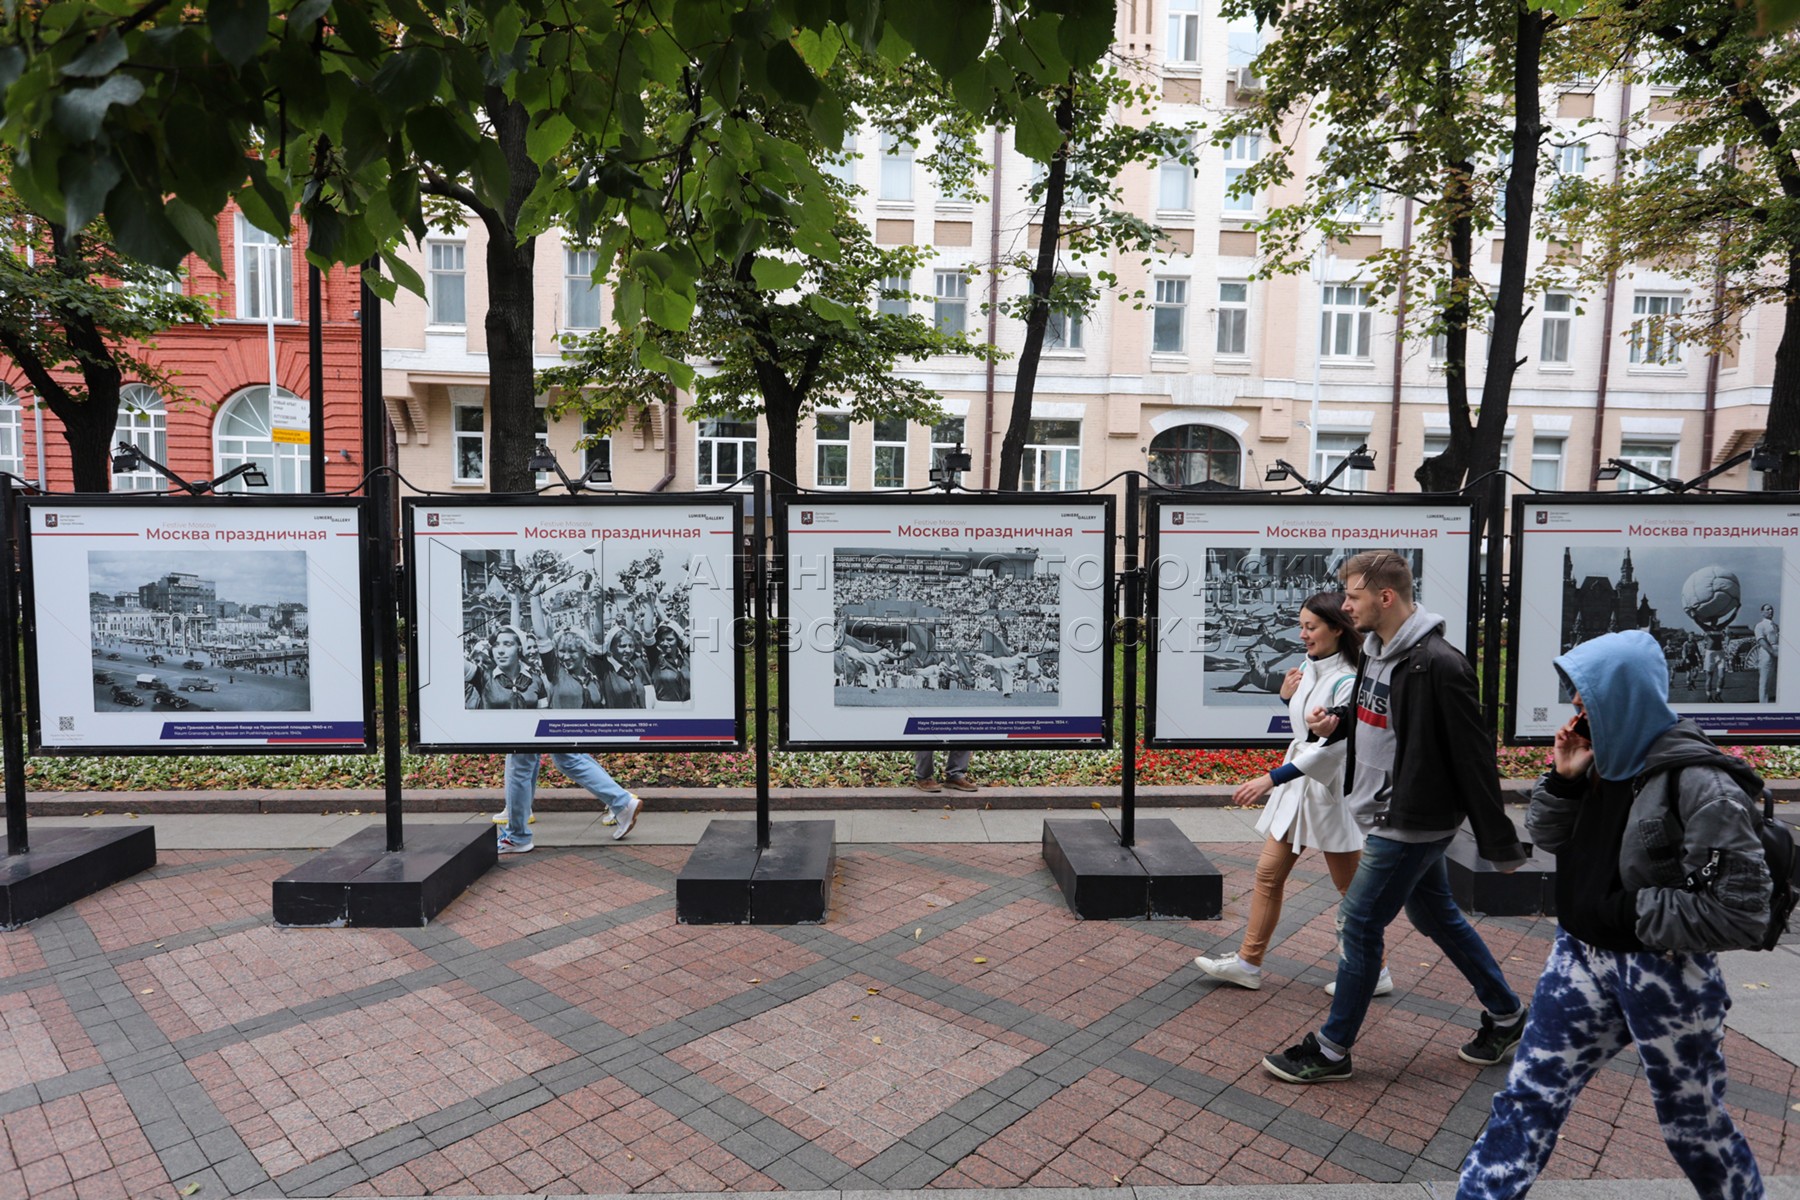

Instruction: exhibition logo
[1171,512,1184,526]
[43,513,57,528]
[427,513,440,527]
[1536,511,1548,525]
[801,511,814,525]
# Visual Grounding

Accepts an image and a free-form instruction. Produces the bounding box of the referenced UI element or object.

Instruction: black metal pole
[754,472,771,850]
[1481,473,1506,733]
[308,262,326,492]
[360,262,403,853]
[0,479,27,856]
[1119,474,1140,848]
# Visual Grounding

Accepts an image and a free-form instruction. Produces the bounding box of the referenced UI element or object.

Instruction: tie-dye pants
[1458,928,1763,1199]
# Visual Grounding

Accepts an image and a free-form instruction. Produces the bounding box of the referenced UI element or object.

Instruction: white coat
[1254,650,1362,854]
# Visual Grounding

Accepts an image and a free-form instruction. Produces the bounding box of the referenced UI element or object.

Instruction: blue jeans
[502,753,632,841]
[1320,833,1520,1052]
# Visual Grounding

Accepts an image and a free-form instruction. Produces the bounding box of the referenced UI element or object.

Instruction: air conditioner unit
[1230,66,1264,94]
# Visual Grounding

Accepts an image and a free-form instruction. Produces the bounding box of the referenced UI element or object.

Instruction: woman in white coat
[1195,592,1384,991]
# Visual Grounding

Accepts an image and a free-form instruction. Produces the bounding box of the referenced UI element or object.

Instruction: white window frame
[1158,141,1194,213]
[697,417,758,487]
[1167,0,1201,64]
[1021,419,1082,492]
[1530,436,1566,491]
[1616,440,1677,491]
[1629,292,1685,366]
[581,416,612,482]
[1153,277,1188,355]
[1555,141,1588,177]
[933,270,968,337]
[1541,291,1573,365]
[929,416,967,474]
[427,240,467,328]
[1216,281,1249,356]
[1319,432,1374,490]
[112,384,167,492]
[0,384,22,481]
[822,129,857,188]
[214,386,309,493]
[1423,433,1513,477]
[877,273,911,318]
[815,412,850,489]
[872,417,908,489]
[1045,276,1085,352]
[533,405,550,487]
[1320,284,1373,361]
[452,403,485,485]
[1222,134,1261,215]
[235,216,292,320]
[564,248,601,330]
[879,132,913,203]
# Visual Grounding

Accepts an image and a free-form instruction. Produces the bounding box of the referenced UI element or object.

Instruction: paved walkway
[1,807,1796,1198]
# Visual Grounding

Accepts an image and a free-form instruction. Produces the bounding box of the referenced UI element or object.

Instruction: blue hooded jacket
[1553,630,1680,781]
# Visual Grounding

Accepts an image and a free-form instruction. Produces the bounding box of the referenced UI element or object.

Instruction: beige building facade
[381,3,1775,501]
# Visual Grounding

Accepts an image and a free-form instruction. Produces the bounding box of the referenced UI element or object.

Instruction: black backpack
[1650,766,1798,952]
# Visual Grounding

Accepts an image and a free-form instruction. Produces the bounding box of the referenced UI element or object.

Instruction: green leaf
[51,75,144,142]
[1057,3,1117,68]
[0,46,24,95]
[629,249,678,285]
[807,293,858,327]
[379,248,425,299]
[59,146,121,233]
[644,285,695,332]
[1013,95,1064,162]
[526,114,574,165]
[207,0,270,69]
[1530,0,1586,15]
[60,32,127,79]
[164,198,224,272]
[762,40,822,107]
[751,258,807,291]
[106,185,191,270]
[406,109,478,174]
[887,0,992,80]
[373,47,444,111]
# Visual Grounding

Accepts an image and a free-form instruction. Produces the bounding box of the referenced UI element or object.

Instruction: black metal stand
[677,473,834,924]
[0,478,154,928]
[1043,474,1219,920]
[272,265,494,926]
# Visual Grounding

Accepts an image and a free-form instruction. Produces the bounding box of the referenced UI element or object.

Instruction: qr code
[58,716,74,732]
[1532,707,1548,723]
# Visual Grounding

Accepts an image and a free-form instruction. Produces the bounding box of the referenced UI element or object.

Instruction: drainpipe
[980,125,1004,488]
[1386,195,1417,491]
[1589,79,1633,487]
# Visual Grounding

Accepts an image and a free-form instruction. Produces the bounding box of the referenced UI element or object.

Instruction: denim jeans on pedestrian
[1320,833,1521,1053]
[914,749,972,781]
[502,753,632,841]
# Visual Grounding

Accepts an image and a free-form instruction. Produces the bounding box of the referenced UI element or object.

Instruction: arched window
[1148,424,1241,488]
[112,384,167,491]
[0,384,21,480]
[214,387,310,493]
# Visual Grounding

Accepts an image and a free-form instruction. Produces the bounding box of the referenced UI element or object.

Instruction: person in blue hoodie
[1458,630,1769,1200]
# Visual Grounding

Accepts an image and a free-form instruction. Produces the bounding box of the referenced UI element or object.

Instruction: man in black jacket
[1263,551,1529,1084]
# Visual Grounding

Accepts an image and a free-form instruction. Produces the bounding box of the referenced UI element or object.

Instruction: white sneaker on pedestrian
[1193,953,1263,990]
[491,812,535,825]
[612,794,641,841]
[599,809,617,826]
[1325,966,1394,997]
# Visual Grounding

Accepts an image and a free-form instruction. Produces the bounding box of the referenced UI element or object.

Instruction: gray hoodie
[1345,607,1446,837]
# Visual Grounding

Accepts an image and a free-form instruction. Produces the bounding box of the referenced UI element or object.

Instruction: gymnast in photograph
[829,547,1063,709]
[1200,547,1425,705]
[459,546,694,710]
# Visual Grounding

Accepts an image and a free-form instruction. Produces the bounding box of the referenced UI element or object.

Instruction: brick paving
[0,841,1795,1197]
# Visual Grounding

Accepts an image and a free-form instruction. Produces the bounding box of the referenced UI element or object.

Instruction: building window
[214,386,310,493]
[453,404,484,484]
[879,132,912,202]
[877,273,911,318]
[0,385,21,480]
[1555,141,1588,176]
[1315,432,1373,490]
[1222,134,1260,213]
[1530,436,1565,490]
[929,417,967,473]
[1148,425,1242,488]
[872,417,907,489]
[1158,141,1193,211]
[581,416,612,480]
[1153,277,1188,354]
[1320,284,1373,360]
[697,417,757,486]
[235,216,292,320]
[1227,16,1264,68]
[1423,434,1514,478]
[427,241,466,327]
[1045,279,1085,351]
[112,384,167,491]
[934,270,968,336]
[1616,440,1676,491]
[1167,0,1201,63]
[1630,292,1685,365]
[532,406,550,487]
[1217,281,1248,355]
[1540,291,1574,364]
[1021,420,1081,491]
[815,412,849,488]
[565,248,600,330]
[822,129,857,188]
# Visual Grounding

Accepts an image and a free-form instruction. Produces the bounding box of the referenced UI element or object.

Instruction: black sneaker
[1263,1033,1352,1084]
[1459,1005,1529,1065]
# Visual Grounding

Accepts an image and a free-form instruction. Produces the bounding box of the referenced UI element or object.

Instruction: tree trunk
[752,359,802,500]
[997,86,1074,492]
[483,91,541,495]
[39,375,121,492]
[1765,249,1800,489]
[1416,167,1475,492]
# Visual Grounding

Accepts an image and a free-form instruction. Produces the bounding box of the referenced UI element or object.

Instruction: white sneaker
[1325,967,1394,997]
[1194,953,1263,990]
[491,812,535,825]
[612,794,641,841]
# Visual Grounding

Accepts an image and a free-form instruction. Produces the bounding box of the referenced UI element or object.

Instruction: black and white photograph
[1559,546,1782,705]
[1145,496,1477,746]
[457,547,693,712]
[1196,546,1425,706]
[778,497,1112,749]
[406,498,743,752]
[21,497,372,755]
[1509,496,1800,744]
[88,551,312,715]
[830,547,1062,708]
